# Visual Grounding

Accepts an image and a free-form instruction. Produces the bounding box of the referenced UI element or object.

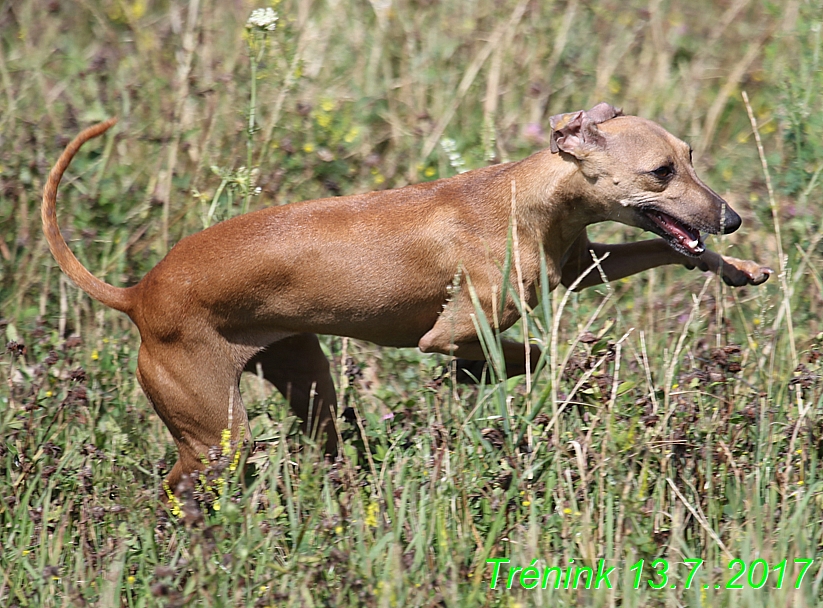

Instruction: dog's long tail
[42,118,135,314]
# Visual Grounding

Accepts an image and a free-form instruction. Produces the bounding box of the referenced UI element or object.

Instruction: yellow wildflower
[365,501,379,528]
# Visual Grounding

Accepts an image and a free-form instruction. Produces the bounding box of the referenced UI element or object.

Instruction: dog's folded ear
[550,102,623,158]
[585,102,623,123]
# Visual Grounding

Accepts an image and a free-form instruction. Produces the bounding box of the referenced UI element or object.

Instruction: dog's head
[549,102,740,257]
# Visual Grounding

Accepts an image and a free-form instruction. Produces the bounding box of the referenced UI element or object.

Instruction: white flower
[440,138,467,173]
[246,8,278,32]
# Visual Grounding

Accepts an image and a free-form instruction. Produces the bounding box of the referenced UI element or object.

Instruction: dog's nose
[723,206,742,234]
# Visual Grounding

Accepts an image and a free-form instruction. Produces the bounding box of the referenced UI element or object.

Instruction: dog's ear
[586,102,623,123]
[549,102,622,158]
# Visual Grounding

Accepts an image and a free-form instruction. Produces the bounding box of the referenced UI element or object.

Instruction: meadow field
[1,0,823,605]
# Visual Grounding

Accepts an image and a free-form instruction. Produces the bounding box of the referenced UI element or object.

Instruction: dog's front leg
[418,299,540,382]
[424,337,541,382]
[682,249,772,287]
[561,235,771,290]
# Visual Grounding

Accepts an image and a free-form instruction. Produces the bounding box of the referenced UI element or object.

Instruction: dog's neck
[505,149,608,266]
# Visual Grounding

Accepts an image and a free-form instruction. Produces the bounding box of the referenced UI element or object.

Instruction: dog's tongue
[650,211,704,255]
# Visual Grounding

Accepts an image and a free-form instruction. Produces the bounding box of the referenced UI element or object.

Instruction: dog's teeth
[687,239,699,250]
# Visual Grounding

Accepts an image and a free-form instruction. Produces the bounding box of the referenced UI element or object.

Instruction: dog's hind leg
[244,333,338,455]
[136,340,251,491]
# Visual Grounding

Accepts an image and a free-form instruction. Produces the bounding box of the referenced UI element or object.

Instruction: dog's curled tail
[42,118,134,314]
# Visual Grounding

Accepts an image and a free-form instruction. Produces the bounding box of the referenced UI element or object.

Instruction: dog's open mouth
[646,210,705,256]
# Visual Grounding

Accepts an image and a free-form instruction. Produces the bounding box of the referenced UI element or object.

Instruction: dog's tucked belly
[223,296,444,349]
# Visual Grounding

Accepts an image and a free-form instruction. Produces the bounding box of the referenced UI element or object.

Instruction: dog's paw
[718,256,772,287]
[686,251,772,287]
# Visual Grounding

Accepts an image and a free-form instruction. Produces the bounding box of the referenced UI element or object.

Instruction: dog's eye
[651,165,674,179]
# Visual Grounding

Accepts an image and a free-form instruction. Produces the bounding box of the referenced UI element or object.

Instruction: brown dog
[42,103,770,488]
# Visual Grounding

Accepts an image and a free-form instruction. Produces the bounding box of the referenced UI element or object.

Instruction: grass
[2,0,823,605]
